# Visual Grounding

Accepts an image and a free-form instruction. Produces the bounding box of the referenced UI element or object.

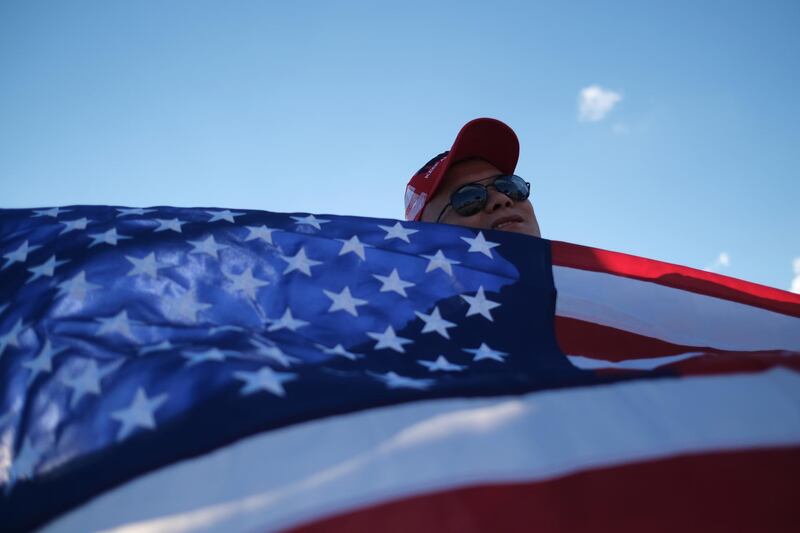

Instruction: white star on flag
[337,235,370,260]
[58,217,89,235]
[182,348,230,367]
[207,209,245,223]
[461,231,501,258]
[225,267,270,299]
[464,342,509,362]
[323,286,368,317]
[111,387,169,441]
[244,225,278,244]
[250,339,298,367]
[153,218,187,233]
[57,271,101,302]
[116,207,155,217]
[162,288,212,323]
[88,228,130,248]
[188,235,228,259]
[0,319,26,357]
[3,240,41,269]
[291,214,330,230]
[22,339,65,382]
[6,437,44,490]
[282,247,322,276]
[267,308,309,332]
[418,355,466,372]
[371,371,434,390]
[209,325,244,334]
[422,249,460,276]
[315,343,360,360]
[378,222,418,243]
[138,340,173,355]
[234,367,297,397]
[60,359,124,408]
[367,325,413,353]
[373,268,415,297]
[96,310,139,341]
[415,306,457,338]
[125,253,163,278]
[33,207,71,218]
[27,255,69,282]
[461,286,501,321]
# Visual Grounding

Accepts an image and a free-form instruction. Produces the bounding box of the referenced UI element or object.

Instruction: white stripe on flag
[44,368,800,533]
[566,351,706,370]
[553,266,800,351]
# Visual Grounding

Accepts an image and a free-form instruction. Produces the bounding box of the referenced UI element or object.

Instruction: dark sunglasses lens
[494,175,529,200]
[451,185,487,216]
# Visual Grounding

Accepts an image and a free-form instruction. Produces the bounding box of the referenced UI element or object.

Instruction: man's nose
[485,187,512,212]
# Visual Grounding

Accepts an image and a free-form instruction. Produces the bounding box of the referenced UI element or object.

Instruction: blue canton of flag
[0,205,589,530]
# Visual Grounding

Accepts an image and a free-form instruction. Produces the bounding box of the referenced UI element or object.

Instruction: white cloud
[578,85,622,122]
[791,257,800,294]
[704,252,730,273]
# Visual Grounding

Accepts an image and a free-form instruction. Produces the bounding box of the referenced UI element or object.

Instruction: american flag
[0,206,798,532]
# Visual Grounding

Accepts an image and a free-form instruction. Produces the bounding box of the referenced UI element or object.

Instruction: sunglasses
[436,174,531,222]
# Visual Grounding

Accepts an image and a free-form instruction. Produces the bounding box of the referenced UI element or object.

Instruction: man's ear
[418,204,433,223]
[419,197,444,223]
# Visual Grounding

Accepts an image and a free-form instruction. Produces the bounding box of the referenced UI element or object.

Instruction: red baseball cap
[404,118,520,221]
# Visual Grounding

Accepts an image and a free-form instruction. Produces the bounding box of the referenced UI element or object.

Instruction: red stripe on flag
[551,241,800,317]
[289,446,800,533]
[555,316,694,361]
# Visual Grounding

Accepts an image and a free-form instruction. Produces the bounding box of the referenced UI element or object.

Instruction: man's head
[404,118,541,237]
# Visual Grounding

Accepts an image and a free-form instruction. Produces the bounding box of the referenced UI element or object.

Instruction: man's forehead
[436,158,502,195]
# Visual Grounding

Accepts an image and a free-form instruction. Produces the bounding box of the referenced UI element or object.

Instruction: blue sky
[1,1,798,291]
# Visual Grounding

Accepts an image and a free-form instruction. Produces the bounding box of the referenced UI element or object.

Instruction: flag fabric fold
[0,206,798,532]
